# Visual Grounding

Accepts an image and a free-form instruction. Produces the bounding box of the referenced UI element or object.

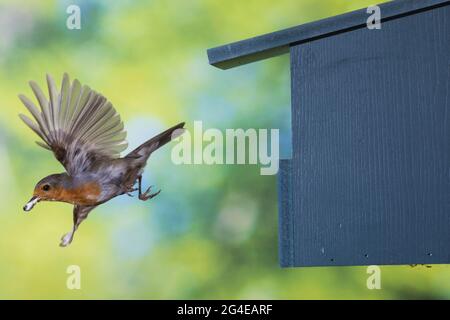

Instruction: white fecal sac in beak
[23,196,39,212]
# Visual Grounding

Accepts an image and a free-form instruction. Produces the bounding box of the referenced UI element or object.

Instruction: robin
[19,73,185,247]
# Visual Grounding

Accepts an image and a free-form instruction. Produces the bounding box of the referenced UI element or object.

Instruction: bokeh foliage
[0,0,447,299]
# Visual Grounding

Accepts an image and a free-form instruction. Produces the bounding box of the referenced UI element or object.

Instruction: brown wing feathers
[19,73,128,173]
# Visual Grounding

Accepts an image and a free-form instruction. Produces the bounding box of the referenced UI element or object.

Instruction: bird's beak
[23,196,40,212]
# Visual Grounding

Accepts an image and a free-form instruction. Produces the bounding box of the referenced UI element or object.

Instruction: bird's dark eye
[42,184,51,191]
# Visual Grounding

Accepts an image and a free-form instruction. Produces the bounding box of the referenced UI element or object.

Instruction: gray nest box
[207,0,450,267]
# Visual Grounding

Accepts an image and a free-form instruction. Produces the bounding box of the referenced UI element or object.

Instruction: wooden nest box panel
[207,0,450,267]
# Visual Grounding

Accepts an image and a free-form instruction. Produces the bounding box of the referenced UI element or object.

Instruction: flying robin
[19,73,185,247]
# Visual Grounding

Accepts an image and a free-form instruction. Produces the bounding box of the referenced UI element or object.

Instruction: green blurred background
[0,0,448,299]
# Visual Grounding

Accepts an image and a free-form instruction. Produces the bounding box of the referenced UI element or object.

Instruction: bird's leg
[60,206,94,247]
[59,218,81,247]
[137,175,161,201]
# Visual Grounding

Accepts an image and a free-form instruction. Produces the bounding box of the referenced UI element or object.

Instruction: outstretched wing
[18,73,128,175]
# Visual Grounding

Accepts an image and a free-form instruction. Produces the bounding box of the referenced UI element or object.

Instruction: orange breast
[60,182,102,206]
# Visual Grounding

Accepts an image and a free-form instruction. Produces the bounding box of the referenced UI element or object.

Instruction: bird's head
[23,173,68,212]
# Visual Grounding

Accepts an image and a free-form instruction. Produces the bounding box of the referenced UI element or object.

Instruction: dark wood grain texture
[207,0,450,69]
[278,160,294,267]
[281,5,450,267]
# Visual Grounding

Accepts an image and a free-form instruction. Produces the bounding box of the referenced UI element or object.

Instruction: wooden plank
[208,0,450,69]
[280,5,450,267]
[278,159,294,267]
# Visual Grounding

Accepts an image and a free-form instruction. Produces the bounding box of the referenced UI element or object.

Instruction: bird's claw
[60,232,73,247]
[126,187,138,197]
[139,186,161,201]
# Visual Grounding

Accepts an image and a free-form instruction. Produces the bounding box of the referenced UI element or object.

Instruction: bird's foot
[139,186,161,201]
[60,231,74,247]
[126,187,138,197]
